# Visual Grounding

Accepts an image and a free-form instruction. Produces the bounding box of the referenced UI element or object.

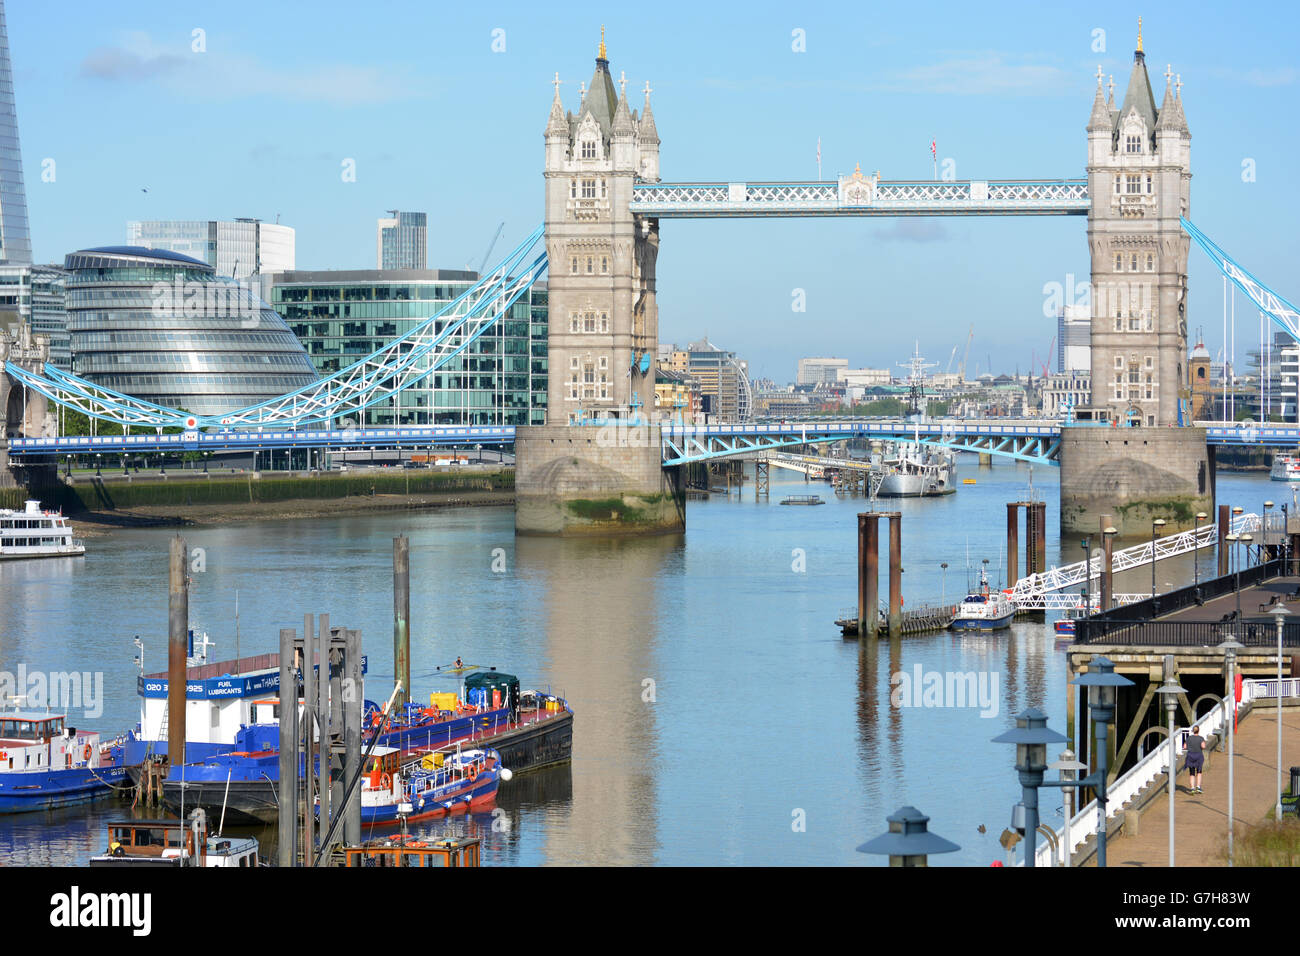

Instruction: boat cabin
[90,819,259,867]
[0,713,64,743]
[0,713,102,772]
[343,836,481,868]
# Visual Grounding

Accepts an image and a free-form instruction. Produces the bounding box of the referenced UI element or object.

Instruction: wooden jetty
[837,603,956,637]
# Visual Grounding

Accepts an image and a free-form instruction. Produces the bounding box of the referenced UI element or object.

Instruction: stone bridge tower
[1085,23,1192,426]
[0,319,53,486]
[1061,25,1212,536]
[514,32,683,535]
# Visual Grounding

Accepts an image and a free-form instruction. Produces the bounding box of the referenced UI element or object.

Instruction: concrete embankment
[8,469,515,533]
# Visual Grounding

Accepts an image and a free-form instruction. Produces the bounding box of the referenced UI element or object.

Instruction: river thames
[0,459,1285,865]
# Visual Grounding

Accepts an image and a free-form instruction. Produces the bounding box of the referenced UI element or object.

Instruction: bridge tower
[514,31,684,534]
[1062,25,1212,536]
[1085,22,1191,426]
[0,319,53,486]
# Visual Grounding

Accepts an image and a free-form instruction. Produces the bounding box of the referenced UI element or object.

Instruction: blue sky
[8,1,1298,381]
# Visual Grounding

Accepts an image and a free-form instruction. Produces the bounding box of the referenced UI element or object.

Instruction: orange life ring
[467,765,478,782]
[406,841,427,848]
[83,744,92,762]
[380,772,392,790]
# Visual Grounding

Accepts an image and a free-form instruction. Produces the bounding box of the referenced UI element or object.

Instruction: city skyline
[6,2,1298,380]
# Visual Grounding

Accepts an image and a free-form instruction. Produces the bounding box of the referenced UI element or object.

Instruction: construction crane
[477,222,506,275]
[959,323,974,382]
[1039,333,1057,377]
[945,345,958,375]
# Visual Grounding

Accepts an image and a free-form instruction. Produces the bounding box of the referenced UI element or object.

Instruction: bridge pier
[1059,426,1213,537]
[513,424,685,536]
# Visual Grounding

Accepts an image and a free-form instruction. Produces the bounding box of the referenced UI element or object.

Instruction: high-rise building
[126,219,295,279]
[65,246,317,416]
[264,268,547,426]
[0,264,69,369]
[1058,305,1091,372]
[677,338,751,422]
[797,357,848,387]
[0,2,30,268]
[376,211,427,270]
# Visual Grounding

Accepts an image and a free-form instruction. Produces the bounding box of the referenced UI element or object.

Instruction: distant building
[127,219,295,280]
[1041,371,1091,420]
[797,357,848,386]
[263,268,547,426]
[1058,305,1091,372]
[836,367,890,388]
[675,338,751,421]
[377,211,427,270]
[66,246,317,417]
[654,366,701,422]
[0,3,31,268]
[0,263,69,369]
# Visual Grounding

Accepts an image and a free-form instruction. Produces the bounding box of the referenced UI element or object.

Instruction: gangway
[1009,512,1262,608]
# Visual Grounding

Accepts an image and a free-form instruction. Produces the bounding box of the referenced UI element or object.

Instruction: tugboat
[348,744,508,829]
[950,568,1015,631]
[0,708,126,813]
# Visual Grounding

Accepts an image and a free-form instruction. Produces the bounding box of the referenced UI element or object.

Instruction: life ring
[83,744,92,762]
[406,841,426,849]
[380,773,392,790]
[467,765,478,782]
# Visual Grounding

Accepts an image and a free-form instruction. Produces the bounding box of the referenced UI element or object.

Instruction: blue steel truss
[5,227,548,429]
[1182,217,1300,341]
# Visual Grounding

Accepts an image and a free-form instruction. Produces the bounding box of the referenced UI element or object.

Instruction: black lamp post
[94,453,101,477]
[992,708,1068,867]
[1225,532,1242,618]
[1150,518,1166,597]
[940,562,948,605]
[1264,501,1274,560]
[1195,511,1208,589]
[1081,537,1091,611]
[856,805,960,866]
[1072,656,1134,867]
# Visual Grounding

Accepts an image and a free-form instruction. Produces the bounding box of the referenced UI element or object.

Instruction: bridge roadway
[4,419,1292,463]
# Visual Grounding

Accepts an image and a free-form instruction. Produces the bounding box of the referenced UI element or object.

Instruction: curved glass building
[65,246,317,417]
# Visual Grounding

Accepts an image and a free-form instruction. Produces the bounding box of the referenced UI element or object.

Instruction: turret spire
[1137,16,1143,54]
[598,25,606,60]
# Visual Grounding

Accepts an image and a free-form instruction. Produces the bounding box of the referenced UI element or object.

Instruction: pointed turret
[580,27,619,140]
[639,81,659,146]
[1116,22,1158,137]
[1156,65,1178,132]
[546,72,567,137]
[1087,67,1111,131]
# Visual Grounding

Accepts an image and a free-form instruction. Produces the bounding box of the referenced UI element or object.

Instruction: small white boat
[89,810,259,867]
[950,568,1015,631]
[1270,454,1300,481]
[0,500,84,559]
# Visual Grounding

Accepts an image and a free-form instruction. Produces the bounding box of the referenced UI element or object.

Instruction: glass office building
[65,246,318,417]
[0,263,70,369]
[0,2,30,267]
[264,268,547,426]
[376,211,427,270]
[126,219,295,279]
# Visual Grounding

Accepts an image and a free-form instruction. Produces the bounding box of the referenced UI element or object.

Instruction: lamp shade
[857,805,960,862]
[1074,655,1133,715]
[991,708,1068,773]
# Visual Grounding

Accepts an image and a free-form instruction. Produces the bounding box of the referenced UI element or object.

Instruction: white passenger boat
[0,500,84,559]
[950,569,1015,631]
[871,442,956,497]
[1269,454,1300,481]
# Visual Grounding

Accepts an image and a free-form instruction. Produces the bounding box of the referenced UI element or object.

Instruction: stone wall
[514,423,684,535]
[1059,425,1213,535]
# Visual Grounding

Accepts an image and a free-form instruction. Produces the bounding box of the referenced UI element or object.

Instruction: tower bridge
[5,26,1300,536]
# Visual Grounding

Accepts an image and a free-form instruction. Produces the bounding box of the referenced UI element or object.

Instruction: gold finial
[1137,16,1143,53]
[598,25,606,60]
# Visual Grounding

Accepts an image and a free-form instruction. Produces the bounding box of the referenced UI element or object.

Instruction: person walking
[1185,724,1207,794]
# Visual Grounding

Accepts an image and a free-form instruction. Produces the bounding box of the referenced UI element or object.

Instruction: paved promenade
[1089,704,1300,866]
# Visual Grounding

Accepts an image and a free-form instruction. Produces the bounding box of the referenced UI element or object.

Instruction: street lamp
[1073,656,1134,868]
[1264,501,1275,560]
[940,563,948,605]
[1156,678,1186,867]
[1049,751,1088,868]
[1225,532,1242,618]
[95,453,101,477]
[1217,635,1245,866]
[1241,533,1254,575]
[1195,512,1208,589]
[1270,604,1290,822]
[856,805,960,867]
[1081,537,1091,611]
[1151,519,1166,597]
[991,707,1068,867]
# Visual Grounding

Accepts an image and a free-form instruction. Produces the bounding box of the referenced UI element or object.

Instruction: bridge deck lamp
[1101,526,1118,611]
[1264,501,1275,555]
[1216,635,1245,865]
[1073,656,1133,867]
[992,707,1068,867]
[1269,605,1290,822]
[1155,678,1186,867]
[856,805,959,867]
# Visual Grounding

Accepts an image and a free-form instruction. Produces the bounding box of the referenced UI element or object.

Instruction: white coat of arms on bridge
[838,163,876,206]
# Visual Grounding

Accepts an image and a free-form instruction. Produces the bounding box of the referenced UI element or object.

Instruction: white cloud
[881,53,1073,96]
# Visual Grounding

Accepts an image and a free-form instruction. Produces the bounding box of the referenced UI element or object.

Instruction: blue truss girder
[1182,217,1300,341]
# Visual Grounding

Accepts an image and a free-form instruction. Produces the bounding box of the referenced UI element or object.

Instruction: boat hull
[950,614,1014,631]
[0,765,127,813]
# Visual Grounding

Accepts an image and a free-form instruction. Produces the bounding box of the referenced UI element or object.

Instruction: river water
[0,459,1282,865]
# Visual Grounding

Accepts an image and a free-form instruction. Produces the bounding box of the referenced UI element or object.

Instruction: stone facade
[1059,426,1213,535]
[543,36,659,425]
[1086,35,1191,426]
[514,424,684,535]
[0,319,53,486]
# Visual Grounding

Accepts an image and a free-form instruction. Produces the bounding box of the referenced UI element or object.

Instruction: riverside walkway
[1087,704,1300,866]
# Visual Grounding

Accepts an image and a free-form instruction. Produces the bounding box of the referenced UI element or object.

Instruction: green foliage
[1228,820,1300,866]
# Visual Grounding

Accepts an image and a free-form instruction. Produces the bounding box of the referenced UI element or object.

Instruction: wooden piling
[1006,504,1020,587]
[858,513,880,639]
[167,535,187,769]
[278,626,298,868]
[887,512,902,637]
[1217,504,1230,577]
[1033,501,1047,577]
[302,613,315,868]
[393,536,410,707]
